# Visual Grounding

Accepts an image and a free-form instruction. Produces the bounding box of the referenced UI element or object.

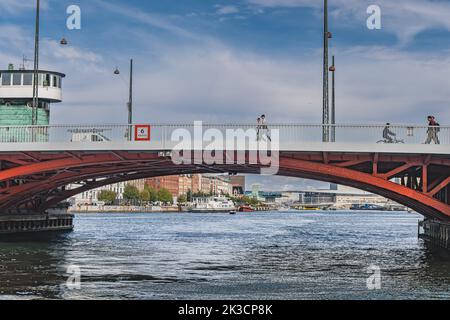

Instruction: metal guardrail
[0,124,447,145]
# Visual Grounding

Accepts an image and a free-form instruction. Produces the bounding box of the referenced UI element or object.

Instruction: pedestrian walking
[424,116,440,144]
[260,115,271,142]
[256,117,262,141]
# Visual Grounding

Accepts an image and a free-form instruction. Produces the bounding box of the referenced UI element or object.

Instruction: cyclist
[382,123,396,143]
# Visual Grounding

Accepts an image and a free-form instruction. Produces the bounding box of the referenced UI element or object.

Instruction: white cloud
[43,40,103,64]
[45,41,450,128]
[0,0,51,15]
[248,0,450,45]
[0,0,38,13]
[94,0,202,41]
[0,25,29,53]
[50,44,321,124]
[216,5,240,15]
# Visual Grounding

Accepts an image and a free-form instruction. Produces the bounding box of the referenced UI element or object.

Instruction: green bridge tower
[0,64,65,141]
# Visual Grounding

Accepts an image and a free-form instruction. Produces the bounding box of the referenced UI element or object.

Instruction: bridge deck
[0,141,448,155]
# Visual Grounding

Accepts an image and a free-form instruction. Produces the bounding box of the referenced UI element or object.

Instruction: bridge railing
[0,124,448,146]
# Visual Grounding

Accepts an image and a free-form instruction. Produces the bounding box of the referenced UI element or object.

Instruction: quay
[419,220,450,250]
[0,212,73,235]
[69,205,180,214]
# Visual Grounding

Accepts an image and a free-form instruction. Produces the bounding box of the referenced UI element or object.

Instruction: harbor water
[0,211,449,300]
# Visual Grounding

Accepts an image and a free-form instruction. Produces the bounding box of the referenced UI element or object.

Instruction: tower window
[43,74,50,87]
[53,75,57,87]
[2,73,11,86]
[23,74,32,85]
[13,73,22,86]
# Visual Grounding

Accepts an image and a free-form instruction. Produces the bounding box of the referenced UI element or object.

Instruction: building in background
[68,179,145,205]
[128,179,146,192]
[202,175,232,196]
[146,175,180,197]
[251,184,261,198]
[243,191,300,204]
[242,182,402,209]
[145,174,232,201]
[298,184,395,208]
[230,176,246,195]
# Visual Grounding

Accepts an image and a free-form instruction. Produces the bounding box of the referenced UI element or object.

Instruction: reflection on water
[0,211,449,300]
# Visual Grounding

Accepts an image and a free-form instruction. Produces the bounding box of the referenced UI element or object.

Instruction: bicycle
[376,137,405,144]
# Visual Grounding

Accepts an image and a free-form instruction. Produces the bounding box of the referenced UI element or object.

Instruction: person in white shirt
[256,117,262,141]
[260,115,271,142]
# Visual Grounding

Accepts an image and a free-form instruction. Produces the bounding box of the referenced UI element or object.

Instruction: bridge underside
[1,150,450,221]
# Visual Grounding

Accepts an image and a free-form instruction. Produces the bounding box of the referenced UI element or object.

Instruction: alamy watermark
[367,5,382,30]
[366,265,382,290]
[170,121,280,175]
[66,5,82,30]
[66,265,81,290]
[63,4,380,32]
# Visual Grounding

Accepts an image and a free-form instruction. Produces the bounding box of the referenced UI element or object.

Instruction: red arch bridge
[0,123,450,246]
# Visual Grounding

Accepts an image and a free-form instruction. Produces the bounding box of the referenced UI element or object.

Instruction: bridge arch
[1,150,450,221]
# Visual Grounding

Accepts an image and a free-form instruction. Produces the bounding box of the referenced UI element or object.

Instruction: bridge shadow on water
[0,231,73,300]
[0,230,72,243]
[421,241,450,260]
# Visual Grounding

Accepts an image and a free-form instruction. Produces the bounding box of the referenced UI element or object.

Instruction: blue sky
[2,0,450,124]
[2,0,450,190]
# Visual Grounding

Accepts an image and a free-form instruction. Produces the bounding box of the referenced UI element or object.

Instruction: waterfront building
[68,179,146,205]
[243,183,401,209]
[203,174,232,196]
[298,186,394,209]
[146,175,180,197]
[146,175,200,200]
[127,179,146,192]
[230,176,246,195]
[251,184,261,199]
[242,191,300,204]
[278,192,302,203]
[146,174,232,200]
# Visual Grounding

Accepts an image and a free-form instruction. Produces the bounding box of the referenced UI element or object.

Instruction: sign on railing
[134,125,151,141]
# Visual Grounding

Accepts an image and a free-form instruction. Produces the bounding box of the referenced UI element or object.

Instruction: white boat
[190,196,236,213]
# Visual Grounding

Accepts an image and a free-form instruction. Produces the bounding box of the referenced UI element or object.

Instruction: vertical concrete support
[419,220,450,250]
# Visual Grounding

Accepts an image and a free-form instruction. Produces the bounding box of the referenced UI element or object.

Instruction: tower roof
[0,69,66,78]
[0,69,65,102]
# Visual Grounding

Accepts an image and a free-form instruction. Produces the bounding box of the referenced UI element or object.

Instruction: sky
[1,0,450,190]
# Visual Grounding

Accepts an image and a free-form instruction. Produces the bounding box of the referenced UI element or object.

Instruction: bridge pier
[0,210,73,235]
[419,220,450,250]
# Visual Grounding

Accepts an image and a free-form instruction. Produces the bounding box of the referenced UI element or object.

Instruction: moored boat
[238,205,254,212]
[189,196,236,213]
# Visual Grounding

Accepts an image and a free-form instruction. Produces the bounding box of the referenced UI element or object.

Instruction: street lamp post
[32,0,40,126]
[128,58,133,126]
[322,0,329,142]
[330,55,336,142]
[114,59,134,140]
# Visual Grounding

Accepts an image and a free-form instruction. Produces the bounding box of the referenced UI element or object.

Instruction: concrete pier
[419,219,450,250]
[0,211,73,235]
